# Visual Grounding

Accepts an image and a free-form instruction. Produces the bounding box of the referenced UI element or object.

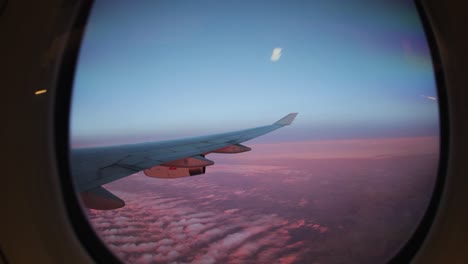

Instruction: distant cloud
[224,137,439,161]
[270,47,282,61]
[298,198,308,207]
[224,208,240,215]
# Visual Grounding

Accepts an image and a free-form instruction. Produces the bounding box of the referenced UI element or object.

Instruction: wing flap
[79,186,125,210]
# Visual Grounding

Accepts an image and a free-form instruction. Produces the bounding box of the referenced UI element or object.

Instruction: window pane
[70,1,440,263]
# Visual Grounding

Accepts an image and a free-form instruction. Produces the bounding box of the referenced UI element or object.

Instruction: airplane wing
[71,113,298,209]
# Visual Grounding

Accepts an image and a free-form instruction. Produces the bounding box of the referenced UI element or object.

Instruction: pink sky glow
[228,136,438,160]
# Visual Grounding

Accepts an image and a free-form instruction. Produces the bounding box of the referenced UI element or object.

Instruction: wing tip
[274,113,298,126]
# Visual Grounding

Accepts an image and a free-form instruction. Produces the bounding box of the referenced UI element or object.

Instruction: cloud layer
[86,140,439,263]
[88,188,323,263]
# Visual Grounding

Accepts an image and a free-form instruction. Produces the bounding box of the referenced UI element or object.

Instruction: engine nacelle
[212,144,251,154]
[161,155,214,168]
[144,165,205,179]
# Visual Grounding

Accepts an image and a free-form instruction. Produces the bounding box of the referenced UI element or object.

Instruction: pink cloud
[298,198,308,207]
[289,219,306,229]
[85,140,436,263]
[219,136,439,161]
[88,195,318,263]
[185,223,205,233]
[279,255,298,264]
[308,223,329,233]
[224,209,240,215]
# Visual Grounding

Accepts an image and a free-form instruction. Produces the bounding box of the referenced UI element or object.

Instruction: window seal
[53,0,123,263]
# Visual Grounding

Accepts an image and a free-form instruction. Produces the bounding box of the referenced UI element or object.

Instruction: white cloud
[87,176,327,263]
[270,47,282,61]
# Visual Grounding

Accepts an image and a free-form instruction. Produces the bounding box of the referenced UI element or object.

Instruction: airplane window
[69,0,441,263]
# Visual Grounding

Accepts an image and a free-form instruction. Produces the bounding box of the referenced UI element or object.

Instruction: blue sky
[70,0,439,147]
